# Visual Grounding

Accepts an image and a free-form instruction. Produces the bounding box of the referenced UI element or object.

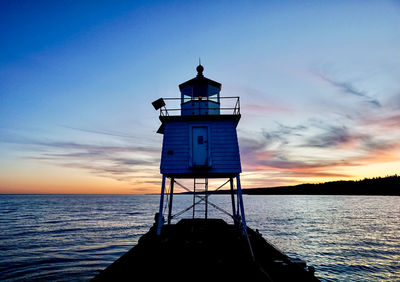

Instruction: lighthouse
[152,64,248,238]
[93,64,319,281]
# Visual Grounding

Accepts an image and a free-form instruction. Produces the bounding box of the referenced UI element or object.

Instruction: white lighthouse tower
[152,64,249,238]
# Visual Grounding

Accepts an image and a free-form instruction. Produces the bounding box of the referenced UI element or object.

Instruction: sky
[0,0,399,194]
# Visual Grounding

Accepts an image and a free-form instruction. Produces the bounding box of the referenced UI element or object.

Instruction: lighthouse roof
[179,65,221,96]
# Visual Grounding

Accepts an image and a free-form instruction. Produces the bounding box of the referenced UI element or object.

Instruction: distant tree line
[241,175,399,196]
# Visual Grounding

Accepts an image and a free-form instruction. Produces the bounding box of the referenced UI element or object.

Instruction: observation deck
[158,96,240,117]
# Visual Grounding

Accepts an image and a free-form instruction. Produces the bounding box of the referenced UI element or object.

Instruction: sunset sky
[1,0,399,194]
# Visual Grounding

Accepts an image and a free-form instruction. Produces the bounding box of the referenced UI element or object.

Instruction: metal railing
[159,96,240,116]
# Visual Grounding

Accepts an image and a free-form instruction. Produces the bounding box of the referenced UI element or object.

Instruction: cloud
[243,103,293,114]
[315,72,381,108]
[60,125,140,139]
[301,124,371,149]
[3,135,161,185]
[304,125,350,148]
[263,123,306,140]
[226,83,295,115]
[239,111,400,185]
[245,123,308,151]
[239,136,266,155]
[361,113,400,132]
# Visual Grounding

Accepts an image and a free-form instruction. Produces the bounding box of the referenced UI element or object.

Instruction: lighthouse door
[192,126,208,167]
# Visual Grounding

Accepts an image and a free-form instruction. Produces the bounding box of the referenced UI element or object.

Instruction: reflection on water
[0,195,399,281]
[244,195,400,281]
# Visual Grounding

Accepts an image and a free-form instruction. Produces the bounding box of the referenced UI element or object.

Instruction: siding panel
[161,120,241,175]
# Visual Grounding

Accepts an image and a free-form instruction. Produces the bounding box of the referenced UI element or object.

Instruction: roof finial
[196,58,204,76]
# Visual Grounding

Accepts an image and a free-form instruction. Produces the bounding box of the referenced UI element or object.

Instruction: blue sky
[1,0,399,193]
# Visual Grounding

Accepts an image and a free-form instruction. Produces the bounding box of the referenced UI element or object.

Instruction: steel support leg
[205,178,208,219]
[236,174,248,234]
[229,177,237,224]
[192,178,196,219]
[167,178,174,225]
[236,174,254,260]
[156,175,166,235]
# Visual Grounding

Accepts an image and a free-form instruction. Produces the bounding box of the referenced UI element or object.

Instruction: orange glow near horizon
[0,176,161,195]
[0,161,160,194]
[1,159,399,194]
[1,132,399,194]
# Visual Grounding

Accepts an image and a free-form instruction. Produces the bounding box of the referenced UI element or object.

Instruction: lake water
[0,194,399,281]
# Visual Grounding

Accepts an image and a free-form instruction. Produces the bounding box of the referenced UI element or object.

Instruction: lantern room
[180,65,221,116]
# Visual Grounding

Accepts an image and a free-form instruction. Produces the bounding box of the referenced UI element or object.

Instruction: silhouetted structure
[92,219,318,281]
[153,64,248,236]
[92,65,319,281]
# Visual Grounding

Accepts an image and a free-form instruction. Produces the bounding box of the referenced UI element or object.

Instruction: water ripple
[0,194,399,281]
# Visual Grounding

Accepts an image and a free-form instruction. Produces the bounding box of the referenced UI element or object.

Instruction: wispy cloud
[261,123,306,146]
[239,110,400,186]
[360,113,400,132]
[60,125,140,139]
[243,103,294,114]
[304,125,350,148]
[2,134,161,186]
[314,72,381,108]
[301,123,372,149]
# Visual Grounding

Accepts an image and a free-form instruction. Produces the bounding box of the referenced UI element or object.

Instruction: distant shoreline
[183,175,400,196]
[1,175,398,196]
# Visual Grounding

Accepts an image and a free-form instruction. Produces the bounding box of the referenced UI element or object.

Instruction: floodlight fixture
[152,98,165,110]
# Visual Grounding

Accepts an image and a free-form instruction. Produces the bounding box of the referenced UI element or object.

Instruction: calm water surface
[0,195,399,281]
